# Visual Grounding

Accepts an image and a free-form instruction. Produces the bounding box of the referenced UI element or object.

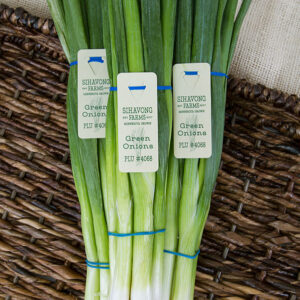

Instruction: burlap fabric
[230,0,300,96]
[1,0,51,18]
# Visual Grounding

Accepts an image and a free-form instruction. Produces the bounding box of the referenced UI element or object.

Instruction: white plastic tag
[78,49,110,139]
[173,63,212,158]
[117,72,159,173]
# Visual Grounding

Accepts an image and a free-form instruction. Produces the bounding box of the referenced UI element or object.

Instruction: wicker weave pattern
[0,5,299,300]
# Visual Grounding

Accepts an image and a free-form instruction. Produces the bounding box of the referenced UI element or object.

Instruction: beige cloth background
[1,0,300,96]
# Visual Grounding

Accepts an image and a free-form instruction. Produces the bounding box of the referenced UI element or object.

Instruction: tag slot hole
[128,85,147,99]
[182,71,200,89]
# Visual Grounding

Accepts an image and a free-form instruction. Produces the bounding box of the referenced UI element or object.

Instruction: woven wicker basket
[0,5,299,300]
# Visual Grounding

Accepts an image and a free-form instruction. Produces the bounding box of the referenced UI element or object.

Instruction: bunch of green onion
[102,1,173,299]
[47,0,110,298]
[164,1,252,299]
[47,0,250,299]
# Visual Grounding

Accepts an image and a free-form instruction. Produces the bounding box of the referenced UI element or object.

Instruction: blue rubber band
[108,229,165,237]
[184,70,228,78]
[110,86,117,91]
[128,85,146,91]
[158,85,172,90]
[86,264,109,270]
[86,260,110,270]
[69,61,78,66]
[86,260,109,266]
[164,249,200,260]
[211,71,229,78]
[88,56,104,63]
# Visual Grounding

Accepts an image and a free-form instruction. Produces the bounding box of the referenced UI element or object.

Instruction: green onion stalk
[150,0,177,299]
[124,2,155,299]
[101,1,134,299]
[47,1,110,299]
[99,0,118,291]
[168,1,251,299]
[139,1,168,298]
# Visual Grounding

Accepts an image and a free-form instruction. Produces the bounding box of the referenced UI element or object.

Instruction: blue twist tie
[158,86,172,90]
[69,57,104,67]
[164,249,200,260]
[108,229,165,237]
[184,71,198,76]
[110,86,172,91]
[128,85,146,91]
[88,56,104,63]
[86,260,110,270]
[70,61,78,67]
[184,70,228,78]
